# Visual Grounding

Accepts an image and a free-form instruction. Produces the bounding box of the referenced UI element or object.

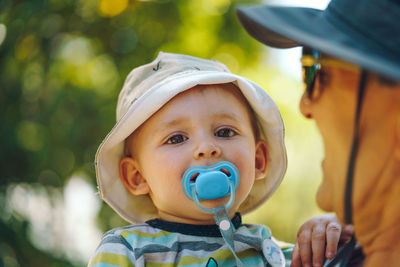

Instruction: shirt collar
[146,213,242,237]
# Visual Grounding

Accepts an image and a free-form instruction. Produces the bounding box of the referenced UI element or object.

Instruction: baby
[89,52,345,267]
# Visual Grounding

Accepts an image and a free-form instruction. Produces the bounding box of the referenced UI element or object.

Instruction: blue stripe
[125,231,176,245]
[234,234,263,250]
[134,241,223,259]
[100,235,134,252]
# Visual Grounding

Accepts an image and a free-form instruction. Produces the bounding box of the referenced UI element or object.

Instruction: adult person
[236,0,400,266]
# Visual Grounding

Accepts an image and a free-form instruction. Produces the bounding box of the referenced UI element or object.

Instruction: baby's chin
[162,198,238,225]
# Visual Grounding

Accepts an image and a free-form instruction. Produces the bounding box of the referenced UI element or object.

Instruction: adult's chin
[316,182,347,224]
[316,182,334,212]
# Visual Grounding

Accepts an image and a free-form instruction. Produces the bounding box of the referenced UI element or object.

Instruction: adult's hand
[291,214,354,267]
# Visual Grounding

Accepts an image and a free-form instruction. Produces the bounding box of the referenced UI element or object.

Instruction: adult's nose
[299,93,313,119]
[193,141,221,160]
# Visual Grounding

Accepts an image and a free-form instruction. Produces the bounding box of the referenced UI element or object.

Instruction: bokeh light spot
[212,43,245,73]
[64,175,102,262]
[17,121,45,151]
[202,0,231,15]
[212,52,239,73]
[99,0,128,17]
[59,36,92,66]
[15,34,39,61]
[0,24,7,46]
[22,63,44,102]
[89,55,118,96]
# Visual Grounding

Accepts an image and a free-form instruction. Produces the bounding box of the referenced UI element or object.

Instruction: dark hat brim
[236,5,400,81]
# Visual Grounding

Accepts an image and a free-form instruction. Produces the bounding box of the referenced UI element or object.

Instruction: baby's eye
[166,134,188,144]
[215,128,236,138]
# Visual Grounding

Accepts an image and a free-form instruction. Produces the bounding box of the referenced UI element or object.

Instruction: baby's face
[124,83,267,224]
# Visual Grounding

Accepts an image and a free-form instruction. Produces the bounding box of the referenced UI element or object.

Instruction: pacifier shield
[182,161,239,201]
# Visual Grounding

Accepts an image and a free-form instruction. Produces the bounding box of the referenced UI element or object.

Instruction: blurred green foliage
[0,0,325,266]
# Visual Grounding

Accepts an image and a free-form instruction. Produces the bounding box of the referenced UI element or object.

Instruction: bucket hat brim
[236,4,400,81]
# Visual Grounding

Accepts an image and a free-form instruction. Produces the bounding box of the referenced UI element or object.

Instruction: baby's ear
[119,157,150,195]
[254,140,268,180]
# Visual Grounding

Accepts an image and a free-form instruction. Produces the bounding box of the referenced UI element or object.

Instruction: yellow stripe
[273,238,294,250]
[236,249,260,259]
[89,252,135,267]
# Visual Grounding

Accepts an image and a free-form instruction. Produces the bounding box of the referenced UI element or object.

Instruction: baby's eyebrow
[153,118,189,134]
[211,112,242,122]
[154,112,243,133]
[166,112,243,129]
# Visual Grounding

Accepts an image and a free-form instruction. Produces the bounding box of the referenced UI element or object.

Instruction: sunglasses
[301,48,360,100]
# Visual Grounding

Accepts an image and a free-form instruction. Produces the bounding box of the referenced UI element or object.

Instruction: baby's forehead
[125,82,259,148]
[132,83,253,132]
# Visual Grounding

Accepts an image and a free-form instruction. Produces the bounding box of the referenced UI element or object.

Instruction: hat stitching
[153,61,162,71]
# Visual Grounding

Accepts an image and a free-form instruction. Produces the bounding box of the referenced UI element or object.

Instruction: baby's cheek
[236,171,256,201]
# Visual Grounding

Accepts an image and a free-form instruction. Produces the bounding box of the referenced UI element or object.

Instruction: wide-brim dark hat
[236,0,400,82]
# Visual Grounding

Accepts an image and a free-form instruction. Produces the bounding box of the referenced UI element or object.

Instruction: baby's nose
[193,142,221,159]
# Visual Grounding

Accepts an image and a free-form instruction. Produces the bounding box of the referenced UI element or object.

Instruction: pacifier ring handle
[191,182,235,214]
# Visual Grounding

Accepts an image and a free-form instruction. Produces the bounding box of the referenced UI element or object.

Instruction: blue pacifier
[182,161,239,212]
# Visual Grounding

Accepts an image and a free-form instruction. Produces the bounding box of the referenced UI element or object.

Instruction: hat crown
[326,0,400,55]
[116,52,230,121]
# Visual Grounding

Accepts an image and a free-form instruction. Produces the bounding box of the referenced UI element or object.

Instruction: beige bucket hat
[95,52,287,224]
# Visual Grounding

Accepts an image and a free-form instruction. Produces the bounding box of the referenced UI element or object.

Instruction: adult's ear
[254,140,268,180]
[119,157,149,195]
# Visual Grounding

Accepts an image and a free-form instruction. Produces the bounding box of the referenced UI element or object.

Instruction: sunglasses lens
[303,65,318,97]
[301,48,320,99]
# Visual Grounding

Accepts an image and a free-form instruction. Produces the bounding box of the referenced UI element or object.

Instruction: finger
[297,228,312,267]
[325,221,342,259]
[311,223,327,267]
[291,242,301,267]
[340,224,354,243]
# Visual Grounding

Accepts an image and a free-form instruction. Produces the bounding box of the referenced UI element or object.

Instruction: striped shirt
[88,214,293,267]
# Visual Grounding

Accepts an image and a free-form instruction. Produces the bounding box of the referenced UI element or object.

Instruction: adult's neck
[353,155,400,266]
